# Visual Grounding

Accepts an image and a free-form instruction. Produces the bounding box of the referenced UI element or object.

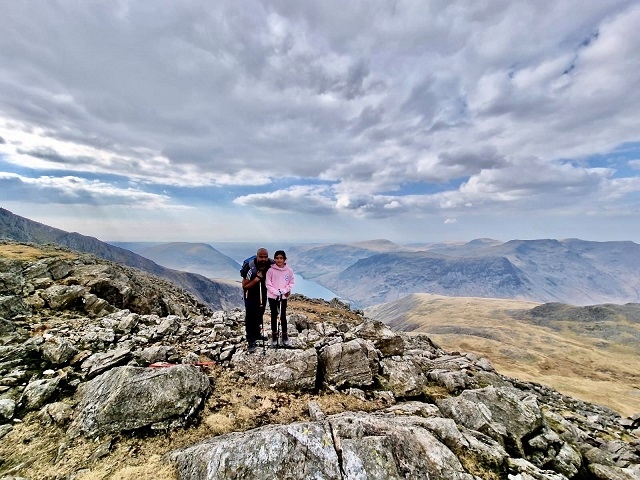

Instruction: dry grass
[288,295,365,325]
[391,293,640,417]
[0,243,77,261]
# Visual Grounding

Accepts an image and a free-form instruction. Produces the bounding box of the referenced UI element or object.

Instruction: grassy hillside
[366,293,640,417]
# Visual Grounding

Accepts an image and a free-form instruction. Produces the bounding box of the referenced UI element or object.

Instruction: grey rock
[428,369,470,393]
[157,315,181,336]
[218,345,235,362]
[82,293,116,316]
[507,457,569,479]
[19,376,62,411]
[354,319,405,356]
[41,337,80,365]
[67,364,210,438]
[549,442,583,478]
[379,355,430,397]
[437,385,544,457]
[139,345,174,365]
[231,348,318,391]
[330,412,477,480]
[170,411,482,480]
[0,398,16,420]
[308,400,325,421]
[117,312,140,333]
[0,295,28,319]
[40,284,86,310]
[40,401,74,425]
[169,420,340,480]
[385,401,440,417]
[0,423,13,438]
[0,316,16,334]
[588,463,639,480]
[319,339,374,388]
[81,348,131,379]
[419,416,509,478]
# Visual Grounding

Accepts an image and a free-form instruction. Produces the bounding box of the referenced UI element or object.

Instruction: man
[242,247,272,353]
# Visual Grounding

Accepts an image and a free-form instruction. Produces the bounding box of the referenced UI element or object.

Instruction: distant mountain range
[0,208,242,310]
[287,237,640,308]
[4,207,640,310]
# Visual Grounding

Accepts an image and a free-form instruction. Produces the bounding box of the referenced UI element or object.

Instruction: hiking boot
[282,333,290,347]
[247,342,256,353]
[271,332,278,348]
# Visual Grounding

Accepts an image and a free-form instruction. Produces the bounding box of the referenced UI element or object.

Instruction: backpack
[240,255,274,279]
[240,255,257,279]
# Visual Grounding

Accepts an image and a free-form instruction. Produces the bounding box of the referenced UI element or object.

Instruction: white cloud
[1,1,640,242]
[0,172,179,209]
[234,185,335,214]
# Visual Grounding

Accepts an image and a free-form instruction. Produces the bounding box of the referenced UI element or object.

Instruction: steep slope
[475,239,640,305]
[285,243,384,278]
[135,242,241,280]
[0,208,242,310]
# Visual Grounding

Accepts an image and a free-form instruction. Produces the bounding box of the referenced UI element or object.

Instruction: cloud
[0,172,178,209]
[1,1,640,242]
[234,185,335,214]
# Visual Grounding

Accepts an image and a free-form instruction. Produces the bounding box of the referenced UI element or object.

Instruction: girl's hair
[274,250,287,260]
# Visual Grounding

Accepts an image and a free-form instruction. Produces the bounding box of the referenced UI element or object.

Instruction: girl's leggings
[268,297,288,335]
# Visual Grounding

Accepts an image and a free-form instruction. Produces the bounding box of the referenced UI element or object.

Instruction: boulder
[437,385,544,457]
[379,355,430,397]
[41,337,80,365]
[19,376,62,411]
[319,339,375,388]
[354,320,405,357]
[231,348,318,391]
[169,420,340,480]
[67,364,210,438]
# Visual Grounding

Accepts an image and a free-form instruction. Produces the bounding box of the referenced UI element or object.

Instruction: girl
[266,250,295,347]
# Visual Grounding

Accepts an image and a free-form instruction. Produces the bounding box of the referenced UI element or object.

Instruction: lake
[292,275,338,301]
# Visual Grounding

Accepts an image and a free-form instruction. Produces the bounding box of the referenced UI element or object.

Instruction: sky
[1,1,640,245]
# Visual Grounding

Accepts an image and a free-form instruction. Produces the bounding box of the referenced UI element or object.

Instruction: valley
[366,293,640,416]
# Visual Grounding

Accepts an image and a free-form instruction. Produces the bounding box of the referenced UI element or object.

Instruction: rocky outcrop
[67,364,211,438]
[0,242,639,479]
[0,209,243,310]
[170,403,639,480]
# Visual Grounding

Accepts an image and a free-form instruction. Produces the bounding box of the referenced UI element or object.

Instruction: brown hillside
[366,293,640,417]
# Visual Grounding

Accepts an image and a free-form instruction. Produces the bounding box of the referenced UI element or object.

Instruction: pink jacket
[266,264,295,300]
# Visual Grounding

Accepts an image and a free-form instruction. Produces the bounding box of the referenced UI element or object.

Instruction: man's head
[256,248,269,268]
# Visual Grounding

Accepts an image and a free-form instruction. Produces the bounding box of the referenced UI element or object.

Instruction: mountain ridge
[5,207,640,311]
[310,239,640,308]
[0,208,242,310]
